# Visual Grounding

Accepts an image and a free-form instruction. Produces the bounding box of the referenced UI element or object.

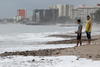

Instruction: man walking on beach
[85,15,92,45]
[75,19,83,47]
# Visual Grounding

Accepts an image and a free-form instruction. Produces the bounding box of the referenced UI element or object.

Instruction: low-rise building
[72,5,100,21]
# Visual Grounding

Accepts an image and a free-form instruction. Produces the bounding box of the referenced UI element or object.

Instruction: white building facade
[72,6,100,21]
[49,4,74,18]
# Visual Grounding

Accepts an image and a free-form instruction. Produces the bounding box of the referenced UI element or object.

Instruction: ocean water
[0,23,77,47]
[0,23,99,53]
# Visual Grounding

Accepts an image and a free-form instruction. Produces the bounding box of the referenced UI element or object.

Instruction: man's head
[77,19,81,24]
[87,15,90,20]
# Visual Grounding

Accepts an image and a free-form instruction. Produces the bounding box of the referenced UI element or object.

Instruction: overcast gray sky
[0,0,100,18]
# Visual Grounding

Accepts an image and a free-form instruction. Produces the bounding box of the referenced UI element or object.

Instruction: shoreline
[0,34,100,60]
[46,34,98,44]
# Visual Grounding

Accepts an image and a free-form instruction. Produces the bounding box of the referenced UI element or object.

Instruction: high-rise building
[18,9,26,18]
[32,9,58,24]
[49,4,74,18]
[16,9,27,22]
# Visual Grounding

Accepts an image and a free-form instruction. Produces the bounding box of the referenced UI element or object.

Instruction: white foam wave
[0,44,76,53]
[0,56,100,67]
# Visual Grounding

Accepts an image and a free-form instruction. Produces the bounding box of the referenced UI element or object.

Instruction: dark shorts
[86,32,91,40]
[77,33,82,40]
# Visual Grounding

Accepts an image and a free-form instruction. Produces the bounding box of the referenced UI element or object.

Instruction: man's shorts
[86,32,91,40]
[77,33,82,40]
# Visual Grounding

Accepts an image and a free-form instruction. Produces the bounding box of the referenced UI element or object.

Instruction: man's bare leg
[76,40,79,47]
[88,39,91,45]
[80,40,82,46]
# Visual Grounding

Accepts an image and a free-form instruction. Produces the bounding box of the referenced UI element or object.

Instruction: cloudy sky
[0,0,100,18]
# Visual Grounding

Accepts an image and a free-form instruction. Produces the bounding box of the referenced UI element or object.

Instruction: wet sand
[0,34,100,60]
[47,34,97,44]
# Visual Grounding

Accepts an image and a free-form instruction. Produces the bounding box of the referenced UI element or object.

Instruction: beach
[0,24,100,67]
[0,33,100,60]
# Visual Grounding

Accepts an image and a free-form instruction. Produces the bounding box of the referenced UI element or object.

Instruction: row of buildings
[49,4,100,21]
[32,4,100,24]
[72,5,100,21]
[31,4,74,24]
[14,4,100,24]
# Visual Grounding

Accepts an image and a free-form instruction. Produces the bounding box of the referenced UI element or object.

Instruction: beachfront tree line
[94,9,100,23]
